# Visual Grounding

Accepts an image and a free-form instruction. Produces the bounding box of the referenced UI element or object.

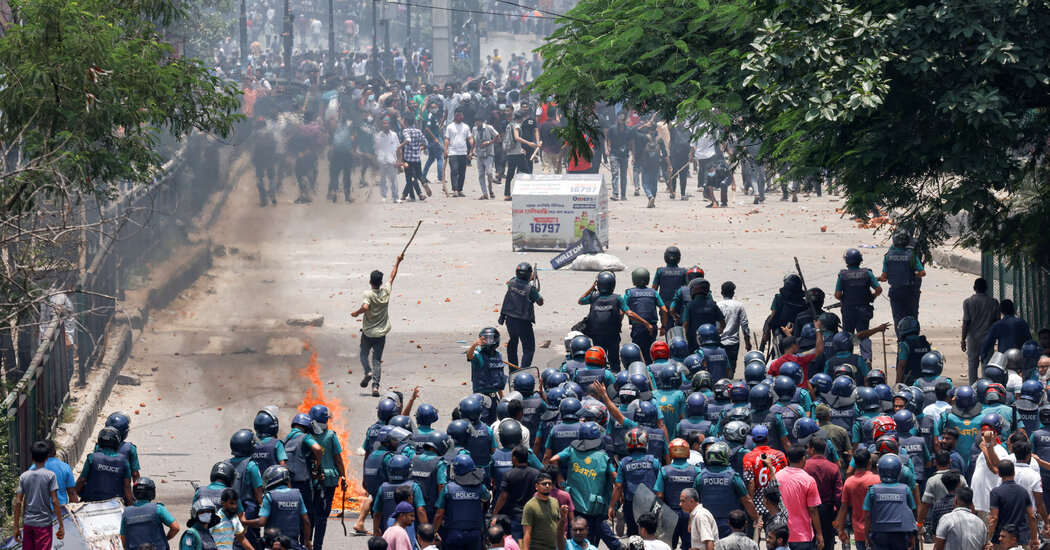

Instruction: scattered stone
[117,373,141,386]
[287,314,324,327]
[213,245,226,257]
[539,340,551,348]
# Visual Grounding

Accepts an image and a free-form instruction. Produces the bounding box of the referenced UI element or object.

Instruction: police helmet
[254,408,280,438]
[563,331,584,355]
[810,373,833,395]
[1039,407,1050,427]
[669,438,689,459]
[973,379,992,404]
[497,420,523,447]
[833,364,857,380]
[744,361,767,387]
[954,385,978,410]
[386,455,412,482]
[425,430,451,455]
[97,426,121,450]
[1020,380,1044,404]
[713,378,732,401]
[585,346,608,367]
[792,417,820,440]
[906,387,926,414]
[857,386,880,411]
[210,461,236,487]
[628,373,651,393]
[625,427,649,451]
[596,271,616,294]
[723,421,750,444]
[613,371,630,393]
[897,316,920,338]
[668,337,690,360]
[751,384,776,409]
[447,420,471,445]
[685,392,708,417]
[229,429,256,457]
[831,332,853,354]
[779,362,804,385]
[650,341,670,361]
[686,266,705,281]
[874,384,894,411]
[983,365,1007,386]
[133,477,156,502]
[697,324,719,346]
[546,371,569,390]
[546,387,567,407]
[452,455,477,476]
[726,407,753,425]
[773,376,796,401]
[892,410,915,434]
[918,351,943,377]
[570,335,592,359]
[892,231,910,248]
[843,248,862,267]
[635,401,659,427]
[744,350,765,365]
[874,434,899,455]
[831,375,857,400]
[782,274,802,292]
[459,396,484,422]
[515,262,533,281]
[512,372,536,394]
[751,425,770,442]
[377,398,400,422]
[579,421,603,441]
[105,411,132,441]
[980,412,1004,434]
[381,426,412,447]
[620,342,643,369]
[664,246,681,265]
[416,404,439,426]
[306,406,330,426]
[1004,348,1024,370]
[877,454,903,483]
[263,465,291,490]
[820,312,842,332]
[705,441,731,466]
[692,370,713,393]
[730,381,750,403]
[632,267,651,287]
[798,323,818,347]
[866,369,887,387]
[560,381,585,400]
[479,327,501,352]
[389,415,414,432]
[559,397,582,420]
[655,364,679,390]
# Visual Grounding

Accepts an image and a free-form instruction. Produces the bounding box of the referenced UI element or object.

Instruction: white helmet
[564,331,585,352]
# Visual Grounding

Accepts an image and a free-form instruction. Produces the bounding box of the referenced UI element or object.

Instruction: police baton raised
[792,256,819,322]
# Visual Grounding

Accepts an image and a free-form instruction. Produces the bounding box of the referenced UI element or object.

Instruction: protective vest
[1030,429,1050,480]
[707,402,732,424]
[700,345,730,381]
[282,432,311,482]
[548,422,581,458]
[182,526,217,550]
[587,294,622,336]
[627,288,659,324]
[1018,409,1040,437]
[81,452,127,501]
[123,503,169,550]
[410,455,442,512]
[619,454,658,501]
[562,359,586,379]
[500,278,536,322]
[903,336,931,383]
[829,405,858,432]
[253,438,281,473]
[771,403,803,443]
[474,352,507,393]
[226,458,258,507]
[378,481,416,527]
[491,448,514,493]
[410,431,430,448]
[687,297,722,332]
[645,426,667,459]
[365,422,385,451]
[677,417,712,440]
[466,421,494,467]
[574,367,608,389]
[868,483,916,532]
[914,376,946,406]
[116,441,136,467]
[520,396,545,435]
[610,410,636,458]
[266,488,303,539]
[884,248,916,287]
[442,481,485,530]
[899,435,927,481]
[699,467,741,519]
[195,486,223,508]
[674,286,692,319]
[657,267,687,305]
[776,291,807,329]
[363,449,390,495]
[662,462,698,510]
[838,268,873,307]
[918,415,937,457]
[752,410,784,452]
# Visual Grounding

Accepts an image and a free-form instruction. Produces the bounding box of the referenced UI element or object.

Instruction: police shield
[664,326,686,343]
[631,485,677,546]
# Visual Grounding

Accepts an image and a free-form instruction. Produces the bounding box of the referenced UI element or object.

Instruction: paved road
[83,135,976,547]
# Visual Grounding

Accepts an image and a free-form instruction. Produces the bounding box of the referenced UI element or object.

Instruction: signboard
[511,174,609,251]
[550,229,604,270]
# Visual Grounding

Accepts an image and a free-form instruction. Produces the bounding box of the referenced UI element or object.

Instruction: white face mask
[198,513,213,524]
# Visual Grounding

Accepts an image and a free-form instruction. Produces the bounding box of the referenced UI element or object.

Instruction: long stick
[792,256,819,321]
[881,330,889,371]
[341,487,347,536]
[400,220,423,256]
[532,263,540,292]
[441,157,450,196]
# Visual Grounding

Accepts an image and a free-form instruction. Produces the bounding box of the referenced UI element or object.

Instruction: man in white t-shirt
[443,108,473,197]
[972,421,1009,520]
[374,117,402,202]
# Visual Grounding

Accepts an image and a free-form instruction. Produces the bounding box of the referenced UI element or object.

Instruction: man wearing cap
[382,502,415,550]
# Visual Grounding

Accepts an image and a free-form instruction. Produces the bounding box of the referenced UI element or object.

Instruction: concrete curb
[931,248,982,276]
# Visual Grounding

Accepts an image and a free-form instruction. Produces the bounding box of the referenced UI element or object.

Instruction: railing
[982,252,1050,336]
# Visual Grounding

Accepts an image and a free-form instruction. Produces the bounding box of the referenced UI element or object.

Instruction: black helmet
[479,327,500,352]
[664,246,681,265]
[229,429,256,457]
[596,271,616,294]
[570,335,592,359]
[210,461,236,487]
[782,274,802,292]
[105,411,131,441]
[515,262,533,281]
[133,477,156,502]
[97,426,121,450]
[497,419,524,447]
[254,407,280,438]
[632,267,651,287]
[892,231,910,248]
[262,465,291,490]
[843,248,862,267]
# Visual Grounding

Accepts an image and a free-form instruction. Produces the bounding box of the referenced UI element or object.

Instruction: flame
[296,345,369,516]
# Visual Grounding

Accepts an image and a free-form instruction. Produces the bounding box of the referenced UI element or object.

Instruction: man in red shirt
[774,445,824,550]
[742,426,788,518]
[835,447,879,550]
[803,437,842,550]
[768,319,824,379]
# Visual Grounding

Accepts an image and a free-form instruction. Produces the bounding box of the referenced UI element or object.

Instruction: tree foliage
[533,0,1050,265]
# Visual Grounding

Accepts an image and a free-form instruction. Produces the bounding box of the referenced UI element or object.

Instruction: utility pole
[239,0,248,63]
[282,0,293,78]
[371,0,378,77]
[431,0,451,81]
[327,0,335,59]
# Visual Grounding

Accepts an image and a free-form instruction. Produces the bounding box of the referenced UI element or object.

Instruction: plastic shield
[631,485,678,546]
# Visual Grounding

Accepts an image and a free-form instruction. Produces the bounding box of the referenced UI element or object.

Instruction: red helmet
[669,438,689,459]
[686,266,705,281]
[985,383,1007,404]
[874,434,899,455]
[650,341,670,361]
[625,427,649,451]
[584,346,607,367]
[872,416,897,440]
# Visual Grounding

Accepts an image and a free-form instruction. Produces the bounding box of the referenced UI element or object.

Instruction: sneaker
[705,203,715,208]
[371,388,380,397]
[611,195,620,201]
[479,195,489,200]
[359,374,373,388]
[754,196,762,204]
[647,196,655,208]
[681,194,689,201]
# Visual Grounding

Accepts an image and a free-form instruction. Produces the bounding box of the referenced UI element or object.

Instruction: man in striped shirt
[399,118,426,202]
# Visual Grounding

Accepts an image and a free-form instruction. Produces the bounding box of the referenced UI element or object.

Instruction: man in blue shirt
[980,299,1033,359]
[30,440,77,506]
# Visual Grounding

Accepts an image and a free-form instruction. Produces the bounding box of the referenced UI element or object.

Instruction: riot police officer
[653,246,687,328]
[611,428,664,536]
[258,465,312,548]
[626,267,668,363]
[75,427,133,504]
[579,271,652,370]
[434,455,490,550]
[543,397,583,479]
[677,392,714,439]
[103,411,141,482]
[682,280,725,353]
[194,462,236,511]
[761,274,808,351]
[697,441,757,538]
[121,478,179,550]
[697,324,731,381]
[467,327,508,417]
[879,231,926,331]
[894,316,931,385]
[283,415,323,532]
[179,498,220,550]
[865,454,918,549]
[458,396,498,471]
[253,406,288,473]
[500,262,544,370]
[669,266,706,328]
[662,438,699,549]
[511,372,547,437]
[912,352,952,406]
[372,455,426,533]
[835,248,882,361]
[308,405,346,550]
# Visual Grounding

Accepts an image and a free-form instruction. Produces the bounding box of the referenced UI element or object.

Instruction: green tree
[533,0,1050,265]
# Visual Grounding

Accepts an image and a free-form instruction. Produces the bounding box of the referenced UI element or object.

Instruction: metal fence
[982,252,1050,334]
